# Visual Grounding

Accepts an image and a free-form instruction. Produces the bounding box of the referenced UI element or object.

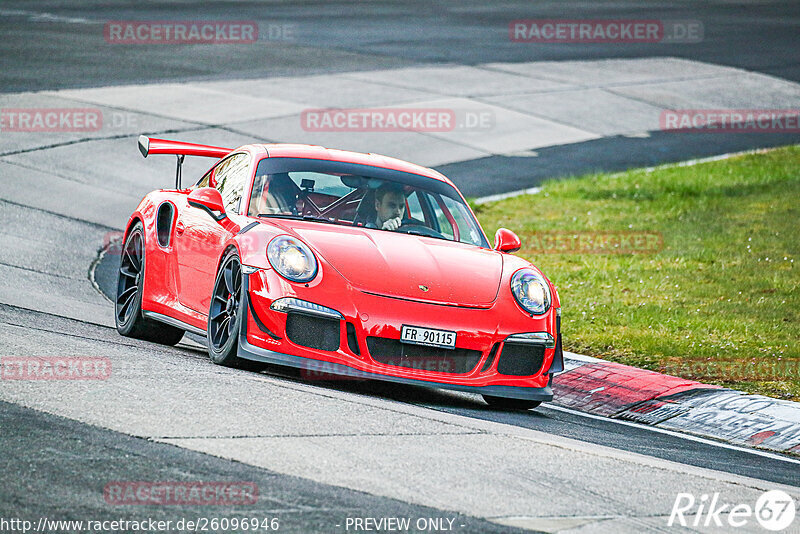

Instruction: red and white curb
[553,353,800,455]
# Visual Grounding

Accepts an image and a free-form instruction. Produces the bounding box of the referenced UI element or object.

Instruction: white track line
[472,186,542,205]
[0,9,95,24]
[544,403,800,466]
[472,147,771,204]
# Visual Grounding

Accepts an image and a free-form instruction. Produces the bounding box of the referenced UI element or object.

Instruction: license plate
[400,325,456,349]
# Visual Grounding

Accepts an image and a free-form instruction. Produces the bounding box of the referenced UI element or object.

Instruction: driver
[371,182,406,231]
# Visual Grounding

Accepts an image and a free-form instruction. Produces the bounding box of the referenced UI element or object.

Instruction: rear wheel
[115,222,184,345]
[482,395,541,411]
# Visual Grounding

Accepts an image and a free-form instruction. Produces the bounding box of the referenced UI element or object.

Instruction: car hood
[290,224,503,307]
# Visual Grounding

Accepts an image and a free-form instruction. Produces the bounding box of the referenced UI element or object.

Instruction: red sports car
[116,136,563,410]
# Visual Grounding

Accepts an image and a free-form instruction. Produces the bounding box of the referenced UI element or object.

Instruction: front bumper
[238,330,553,401]
[238,271,560,402]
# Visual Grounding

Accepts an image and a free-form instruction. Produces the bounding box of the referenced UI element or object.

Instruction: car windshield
[248,159,488,248]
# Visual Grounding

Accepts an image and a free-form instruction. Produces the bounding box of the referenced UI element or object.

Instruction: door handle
[175,220,185,235]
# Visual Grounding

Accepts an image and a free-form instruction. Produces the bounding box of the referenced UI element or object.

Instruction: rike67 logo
[669,490,796,531]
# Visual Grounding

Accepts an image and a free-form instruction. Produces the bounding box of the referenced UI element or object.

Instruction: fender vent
[156,202,175,247]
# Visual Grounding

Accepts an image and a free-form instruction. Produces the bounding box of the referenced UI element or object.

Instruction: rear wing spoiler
[138,135,233,188]
[138,135,232,159]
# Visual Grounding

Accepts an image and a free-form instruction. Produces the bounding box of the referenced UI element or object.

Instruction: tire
[115,221,185,345]
[482,395,542,411]
[207,249,252,368]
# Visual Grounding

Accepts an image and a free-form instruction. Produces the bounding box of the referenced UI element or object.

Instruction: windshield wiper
[258,213,342,225]
[258,213,302,219]
[401,229,450,241]
[396,226,453,241]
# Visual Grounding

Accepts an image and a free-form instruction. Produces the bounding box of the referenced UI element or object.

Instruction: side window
[197,167,213,188]
[406,191,424,222]
[441,195,480,244]
[423,193,455,240]
[214,153,251,212]
[196,155,236,188]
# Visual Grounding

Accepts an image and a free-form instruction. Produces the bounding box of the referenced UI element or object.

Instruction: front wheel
[207,250,249,368]
[482,395,541,411]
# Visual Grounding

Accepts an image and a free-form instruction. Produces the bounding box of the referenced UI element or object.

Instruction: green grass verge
[473,146,800,400]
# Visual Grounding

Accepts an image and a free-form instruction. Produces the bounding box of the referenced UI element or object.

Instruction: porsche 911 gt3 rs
[115,136,563,410]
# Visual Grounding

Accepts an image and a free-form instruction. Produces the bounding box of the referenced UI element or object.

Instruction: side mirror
[188,187,226,220]
[494,228,521,253]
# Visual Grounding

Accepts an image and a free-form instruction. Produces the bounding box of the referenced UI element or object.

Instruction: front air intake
[285,313,340,351]
[496,343,545,376]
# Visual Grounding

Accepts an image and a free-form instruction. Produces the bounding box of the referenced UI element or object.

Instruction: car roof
[241,143,454,187]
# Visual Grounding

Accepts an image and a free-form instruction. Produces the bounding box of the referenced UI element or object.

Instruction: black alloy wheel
[115,222,184,345]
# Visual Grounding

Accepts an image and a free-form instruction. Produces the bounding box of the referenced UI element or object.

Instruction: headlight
[511,268,551,315]
[267,235,318,283]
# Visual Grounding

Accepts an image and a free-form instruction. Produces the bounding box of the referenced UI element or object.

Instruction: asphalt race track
[3,0,799,90]
[2,1,800,185]
[1,2,799,533]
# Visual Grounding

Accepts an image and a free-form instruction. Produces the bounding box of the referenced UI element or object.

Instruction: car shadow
[256,362,549,418]
[182,333,547,417]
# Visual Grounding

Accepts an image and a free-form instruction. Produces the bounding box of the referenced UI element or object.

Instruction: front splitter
[237,294,553,402]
